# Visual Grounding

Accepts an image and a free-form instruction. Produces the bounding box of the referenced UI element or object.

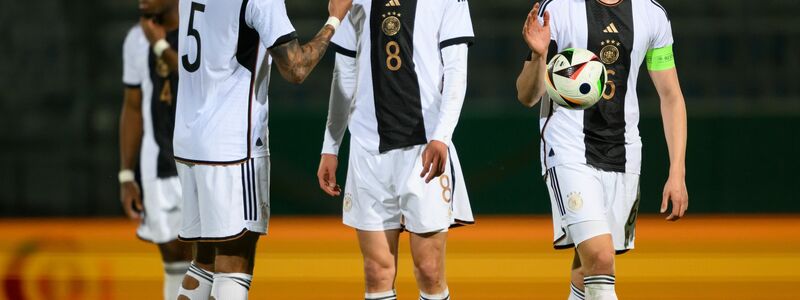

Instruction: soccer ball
[545,48,607,110]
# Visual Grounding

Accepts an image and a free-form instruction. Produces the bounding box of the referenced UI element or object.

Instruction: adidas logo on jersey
[386,0,400,6]
[603,22,619,33]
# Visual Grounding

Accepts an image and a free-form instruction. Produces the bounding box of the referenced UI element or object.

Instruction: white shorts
[343,140,474,234]
[137,176,183,244]
[545,163,640,253]
[176,157,270,241]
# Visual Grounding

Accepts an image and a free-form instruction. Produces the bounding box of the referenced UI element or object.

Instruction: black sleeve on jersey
[268,32,299,49]
[440,37,475,49]
[331,43,357,58]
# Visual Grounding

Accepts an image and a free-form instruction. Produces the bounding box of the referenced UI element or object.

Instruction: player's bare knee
[585,250,615,275]
[413,259,444,286]
[363,258,395,286]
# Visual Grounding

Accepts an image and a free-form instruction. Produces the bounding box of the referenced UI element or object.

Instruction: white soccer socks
[583,275,617,300]
[211,273,253,300]
[164,261,191,300]
[420,288,450,300]
[177,263,214,300]
[569,282,586,300]
[365,290,397,300]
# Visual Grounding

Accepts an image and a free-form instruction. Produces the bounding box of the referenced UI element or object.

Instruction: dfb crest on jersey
[600,40,621,65]
[381,12,401,36]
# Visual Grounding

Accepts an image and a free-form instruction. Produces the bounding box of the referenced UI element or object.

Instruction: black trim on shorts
[439,36,474,49]
[554,243,574,250]
[174,156,249,166]
[331,42,357,58]
[178,228,260,242]
[124,83,141,89]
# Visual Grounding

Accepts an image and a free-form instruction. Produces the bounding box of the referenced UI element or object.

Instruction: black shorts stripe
[331,42,357,58]
[439,36,475,49]
[552,168,566,215]
[549,168,565,215]
[241,163,248,220]
[249,159,257,221]
[123,83,141,89]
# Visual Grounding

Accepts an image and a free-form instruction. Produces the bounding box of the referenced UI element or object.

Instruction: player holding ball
[515,1,689,299]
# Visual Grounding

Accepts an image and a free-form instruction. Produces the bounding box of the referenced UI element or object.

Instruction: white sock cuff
[187,263,214,284]
[584,274,615,287]
[570,282,586,300]
[164,261,191,275]
[365,289,397,300]
[214,273,253,290]
[420,288,450,300]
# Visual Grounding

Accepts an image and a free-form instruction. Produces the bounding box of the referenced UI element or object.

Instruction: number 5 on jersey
[183,2,206,73]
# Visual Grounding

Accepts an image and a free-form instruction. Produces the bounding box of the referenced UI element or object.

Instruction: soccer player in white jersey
[119,0,192,298]
[171,0,351,299]
[516,1,688,299]
[316,1,475,299]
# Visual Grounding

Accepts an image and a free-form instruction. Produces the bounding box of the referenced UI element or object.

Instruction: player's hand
[140,17,166,45]
[523,2,552,59]
[328,0,352,22]
[661,174,688,221]
[420,140,448,184]
[120,181,143,220]
[318,154,341,197]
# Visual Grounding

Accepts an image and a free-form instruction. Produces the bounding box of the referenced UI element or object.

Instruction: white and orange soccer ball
[545,48,607,110]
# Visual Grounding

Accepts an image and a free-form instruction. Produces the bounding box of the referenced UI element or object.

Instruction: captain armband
[645,45,675,71]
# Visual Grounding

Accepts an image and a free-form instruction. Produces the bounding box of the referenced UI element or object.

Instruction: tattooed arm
[269,25,336,84]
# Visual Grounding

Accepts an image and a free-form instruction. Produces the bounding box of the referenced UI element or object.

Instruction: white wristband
[118,169,135,183]
[152,39,170,58]
[325,16,341,31]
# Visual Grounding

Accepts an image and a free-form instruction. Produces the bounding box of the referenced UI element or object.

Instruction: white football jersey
[174,0,296,164]
[123,25,181,181]
[534,0,674,174]
[330,0,474,154]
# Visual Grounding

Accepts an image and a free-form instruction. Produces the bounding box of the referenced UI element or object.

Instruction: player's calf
[575,234,616,300]
[410,231,449,299]
[569,252,586,300]
[178,242,215,300]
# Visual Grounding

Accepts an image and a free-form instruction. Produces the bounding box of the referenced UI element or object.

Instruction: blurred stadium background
[0,0,798,299]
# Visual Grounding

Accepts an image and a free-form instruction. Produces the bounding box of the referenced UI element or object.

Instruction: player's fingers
[660,191,668,213]
[122,199,135,219]
[543,11,551,28]
[531,2,540,18]
[425,155,441,183]
[420,150,432,178]
[133,195,144,212]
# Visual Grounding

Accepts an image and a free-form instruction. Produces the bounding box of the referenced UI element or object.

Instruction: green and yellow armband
[645,45,675,71]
